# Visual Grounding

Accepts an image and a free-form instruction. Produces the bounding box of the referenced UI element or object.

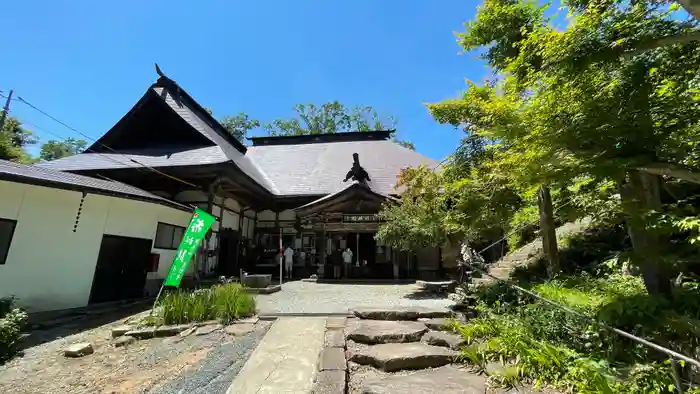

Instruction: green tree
[219,113,260,143]
[264,101,414,149]
[451,0,700,294]
[39,138,87,161]
[0,117,36,163]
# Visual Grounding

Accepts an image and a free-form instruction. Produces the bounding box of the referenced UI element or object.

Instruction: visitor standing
[284,246,294,279]
[342,247,354,278]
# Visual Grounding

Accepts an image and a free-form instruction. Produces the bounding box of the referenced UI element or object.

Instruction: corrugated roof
[0,159,189,211]
[246,139,439,196]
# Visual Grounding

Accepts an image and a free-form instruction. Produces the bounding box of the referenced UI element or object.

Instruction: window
[0,219,17,265]
[154,222,186,249]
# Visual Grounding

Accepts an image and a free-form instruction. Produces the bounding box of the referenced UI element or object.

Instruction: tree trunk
[537,185,560,278]
[620,170,672,296]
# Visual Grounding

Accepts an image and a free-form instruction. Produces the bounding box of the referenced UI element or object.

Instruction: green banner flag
[163,208,217,287]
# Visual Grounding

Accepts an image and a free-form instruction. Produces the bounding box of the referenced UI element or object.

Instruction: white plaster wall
[0,180,190,312]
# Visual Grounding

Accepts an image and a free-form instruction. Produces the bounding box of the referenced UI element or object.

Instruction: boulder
[112,336,135,348]
[421,331,465,350]
[349,343,458,372]
[346,320,427,344]
[64,342,94,357]
[361,365,486,394]
[353,307,451,321]
[224,323,255,336]
[111,325,133,338]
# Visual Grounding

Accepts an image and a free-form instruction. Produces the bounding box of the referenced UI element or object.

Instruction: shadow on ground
[20,302,152,350]
[402,288,450,300]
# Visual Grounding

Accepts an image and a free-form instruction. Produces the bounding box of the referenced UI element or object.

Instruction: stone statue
[343,153,371,184]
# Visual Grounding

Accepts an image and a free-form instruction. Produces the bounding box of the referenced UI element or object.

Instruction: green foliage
[219,112,261,143]
[0,297,27,364]
[39,138,87,161]
[158,283,255,325]
[0,117,36,163]
[264,101,396,136]
[458,272,700,392]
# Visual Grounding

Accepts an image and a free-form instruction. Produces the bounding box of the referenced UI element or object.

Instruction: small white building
[0,160,193,312]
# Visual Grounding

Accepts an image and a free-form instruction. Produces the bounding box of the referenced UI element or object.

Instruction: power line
[10,93,199,189]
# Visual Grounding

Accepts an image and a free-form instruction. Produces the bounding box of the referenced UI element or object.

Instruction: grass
[157,283,256,325]
[453,223,700,393]
[456,274,700,393]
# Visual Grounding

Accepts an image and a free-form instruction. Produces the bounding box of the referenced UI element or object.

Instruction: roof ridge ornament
[343,153,371,185]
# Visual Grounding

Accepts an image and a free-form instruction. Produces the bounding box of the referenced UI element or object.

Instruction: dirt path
[0,311,270,394]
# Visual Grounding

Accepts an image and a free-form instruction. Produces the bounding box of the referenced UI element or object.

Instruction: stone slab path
[226,317,325,394]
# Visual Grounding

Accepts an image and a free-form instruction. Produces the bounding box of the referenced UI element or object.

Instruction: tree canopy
[377,0,700,296]
[39,138,87,161]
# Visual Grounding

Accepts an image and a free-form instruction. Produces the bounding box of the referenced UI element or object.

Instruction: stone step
[349,343,458,372]
[421,331,466,350]
[352,307,452,321]
[360,365,485,394]
[346,320,428,344]
[418,318,453,331]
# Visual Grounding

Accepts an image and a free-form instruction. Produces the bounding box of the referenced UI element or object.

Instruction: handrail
[464,264,700,392]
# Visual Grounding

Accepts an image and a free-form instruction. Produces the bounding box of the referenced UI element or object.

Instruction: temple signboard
[343,214,379,223]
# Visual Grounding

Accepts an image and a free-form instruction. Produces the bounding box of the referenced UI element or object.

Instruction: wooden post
[537,184,560,278]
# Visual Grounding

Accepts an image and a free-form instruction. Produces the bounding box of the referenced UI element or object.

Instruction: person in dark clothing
[332,249,343,279]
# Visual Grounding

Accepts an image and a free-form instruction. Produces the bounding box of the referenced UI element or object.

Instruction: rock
[346,320,428,344]
[224,323,255,336]
[112,336,135,347]
[361,365,486,394]
[419,318,452,331]
[312,370,346,394]
[324,329,345,348]
[237,316,259,325]
[326,317,347,329]
[195,324,222,336]
[64,342,94,357]
[349,343,458,372]
[125,324,190,339]
[319,347,347,371]
[422,331,465,349]
[111,325,133,338]
[179,327,196,337]
[353,307,451,320]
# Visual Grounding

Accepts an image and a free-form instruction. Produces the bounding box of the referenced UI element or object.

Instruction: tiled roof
[246,139,439,196]
[0,159,189,211]
[36,146,230,171]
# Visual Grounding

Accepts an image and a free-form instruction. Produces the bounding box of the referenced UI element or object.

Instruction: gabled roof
[246,139,438,196]
[0,160,189,211]
[295,180,395,217]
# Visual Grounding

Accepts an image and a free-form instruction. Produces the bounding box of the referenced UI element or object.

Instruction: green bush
[457,274,700,393]
[159,283,256,325]
[0,298,27,364]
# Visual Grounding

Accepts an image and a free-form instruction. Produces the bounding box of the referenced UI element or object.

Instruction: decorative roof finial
[343,153,371,184]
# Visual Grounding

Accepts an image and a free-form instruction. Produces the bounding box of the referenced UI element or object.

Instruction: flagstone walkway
[226,317,326,394]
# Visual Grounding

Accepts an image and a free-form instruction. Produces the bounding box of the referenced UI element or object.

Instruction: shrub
[457,273,700,393]
[159,283,256,325]
[0,298,27,364]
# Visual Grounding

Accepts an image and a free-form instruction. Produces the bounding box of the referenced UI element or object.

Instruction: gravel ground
[0,310,271,394]
[255,281,455,314]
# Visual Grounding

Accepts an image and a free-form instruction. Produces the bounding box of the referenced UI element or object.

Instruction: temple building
[37,68,442,300]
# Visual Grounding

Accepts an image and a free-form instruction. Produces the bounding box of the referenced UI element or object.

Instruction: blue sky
[2,1,492,160]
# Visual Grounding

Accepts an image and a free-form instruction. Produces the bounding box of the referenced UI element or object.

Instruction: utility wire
[8,93,199,189]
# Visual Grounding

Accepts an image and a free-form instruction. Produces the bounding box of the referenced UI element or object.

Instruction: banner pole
[150,282,166,317]
[279,227,283,286]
